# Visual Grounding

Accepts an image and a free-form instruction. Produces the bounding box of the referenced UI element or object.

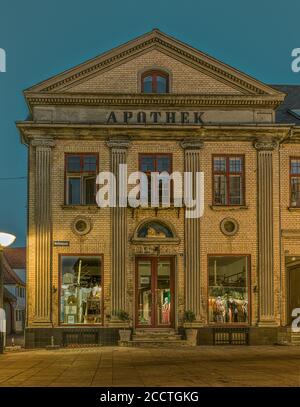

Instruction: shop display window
[208,256,249,324]
[60,256,102,325]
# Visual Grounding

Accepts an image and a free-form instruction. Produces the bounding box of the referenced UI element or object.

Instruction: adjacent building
[3,248,26,335]
[17,30,300,347]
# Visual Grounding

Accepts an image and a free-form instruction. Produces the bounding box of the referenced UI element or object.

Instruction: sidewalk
[5,333,24,349]
[0,345,299,387]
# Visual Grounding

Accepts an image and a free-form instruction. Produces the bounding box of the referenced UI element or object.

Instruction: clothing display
[60,256,102,325]
[161,297,171,324]
[208,256,249,324]
[138,289,152,325]
[209,294,248,323]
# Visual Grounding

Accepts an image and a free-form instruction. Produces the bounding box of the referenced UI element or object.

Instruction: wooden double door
[135,257,175,328]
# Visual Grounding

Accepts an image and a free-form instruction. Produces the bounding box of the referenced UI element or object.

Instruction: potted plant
[183,310,198,345]
[115,310,132,342]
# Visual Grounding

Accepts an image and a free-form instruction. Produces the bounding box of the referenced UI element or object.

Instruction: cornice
[25,92,283,110]
[16,122,293,145]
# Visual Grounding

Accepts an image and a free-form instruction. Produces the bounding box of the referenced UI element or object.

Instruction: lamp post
[0,232,16,354]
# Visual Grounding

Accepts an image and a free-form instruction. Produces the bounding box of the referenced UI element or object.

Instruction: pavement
[5,334,24,348]
[0,345,299,387]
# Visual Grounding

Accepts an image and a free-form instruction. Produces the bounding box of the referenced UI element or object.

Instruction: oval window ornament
[220,218,239,236]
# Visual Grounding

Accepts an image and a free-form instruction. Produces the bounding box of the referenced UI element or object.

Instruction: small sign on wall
[53,241,70,247]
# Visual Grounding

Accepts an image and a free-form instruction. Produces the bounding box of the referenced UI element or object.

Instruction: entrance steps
[290,331,300,345]
[129,328,188,348]
[278,328,300,345]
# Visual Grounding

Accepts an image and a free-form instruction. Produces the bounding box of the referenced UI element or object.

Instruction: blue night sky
[0,0,299,246]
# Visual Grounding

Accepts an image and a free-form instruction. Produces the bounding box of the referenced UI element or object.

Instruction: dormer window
[141,70,169,93]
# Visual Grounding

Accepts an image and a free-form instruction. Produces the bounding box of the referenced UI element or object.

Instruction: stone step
[135,329,176,334]
[289,331,300,345]
[132,335,182,341]
[133,332,178,338]
[129,339,189,348]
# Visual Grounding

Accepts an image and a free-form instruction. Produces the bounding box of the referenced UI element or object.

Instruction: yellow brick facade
[18,29,300,347]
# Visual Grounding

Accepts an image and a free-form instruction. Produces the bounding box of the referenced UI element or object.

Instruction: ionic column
[107,138,130,314]
[254,139,278,326]
[31,138,55,324]
[181,139,204,321]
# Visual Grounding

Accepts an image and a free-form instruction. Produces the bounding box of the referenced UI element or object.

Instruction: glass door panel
[137,261,152,326]
[156,261,171,326]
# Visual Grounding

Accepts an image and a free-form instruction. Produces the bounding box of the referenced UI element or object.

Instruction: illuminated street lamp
[0,232,16,354]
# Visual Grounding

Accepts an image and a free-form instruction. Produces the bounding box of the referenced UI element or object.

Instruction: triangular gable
[24,29,284,98]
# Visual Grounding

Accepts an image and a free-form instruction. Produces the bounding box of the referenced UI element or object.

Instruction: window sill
[288,206,300,211]
[210,205,248,211]
[61,204,100,210]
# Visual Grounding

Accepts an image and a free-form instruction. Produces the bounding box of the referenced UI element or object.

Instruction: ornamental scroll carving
[180,139,204,149]
[106,138,131,149]
[253,139,278,151]
[31,138,56,148]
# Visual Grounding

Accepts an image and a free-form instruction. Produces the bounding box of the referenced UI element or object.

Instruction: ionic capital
[31,138,55,148]
[254,139,278,151]
[106,138,131,150]
[180,139,204,150]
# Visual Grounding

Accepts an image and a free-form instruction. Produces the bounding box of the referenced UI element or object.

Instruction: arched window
[141,70,169,94]
[137,221,174,238]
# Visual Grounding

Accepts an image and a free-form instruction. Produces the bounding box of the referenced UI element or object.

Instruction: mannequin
[161,297,170,324]
[215,296,225,323]
[92,282,101,298]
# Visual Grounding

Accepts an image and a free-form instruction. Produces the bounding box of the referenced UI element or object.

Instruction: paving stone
[0,346,299,387]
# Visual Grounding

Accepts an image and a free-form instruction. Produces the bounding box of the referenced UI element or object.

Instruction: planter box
[119,329,131,342]
[185,328,198,346]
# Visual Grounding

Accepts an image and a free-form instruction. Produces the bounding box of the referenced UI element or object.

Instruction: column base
[108,320,130,328]
[257,320,278,328]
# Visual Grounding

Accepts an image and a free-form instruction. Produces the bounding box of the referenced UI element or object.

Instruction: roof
[4,247,26,269]
[271,85,300,125]
[4,287,17,304]
[2,253,25,286]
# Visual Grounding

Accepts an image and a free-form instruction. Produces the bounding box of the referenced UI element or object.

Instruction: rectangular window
[290,158,300,207]
[139,154,172,204]
[213,156,244,205]
[60,256,103,325]
[65,154,98,205]
[208,256,249,324]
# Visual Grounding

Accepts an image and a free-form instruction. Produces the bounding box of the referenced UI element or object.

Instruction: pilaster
[181,139,204,321]
[254,139,278,326]
[31,138,55,324]
[106,138,130,315]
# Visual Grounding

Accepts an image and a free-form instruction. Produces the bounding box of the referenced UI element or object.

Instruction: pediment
[24,29,284,100]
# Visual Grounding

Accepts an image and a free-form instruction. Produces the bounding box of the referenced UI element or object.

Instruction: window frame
[212,154,245,206]
[139,153,173,205]
[65,153,99,206]
[58,253,104,327]
[141,70,169,94]
[207,254,251,326]
[289,157,300,207]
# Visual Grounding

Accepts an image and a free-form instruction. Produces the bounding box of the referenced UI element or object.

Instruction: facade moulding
[17,124,293,145]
